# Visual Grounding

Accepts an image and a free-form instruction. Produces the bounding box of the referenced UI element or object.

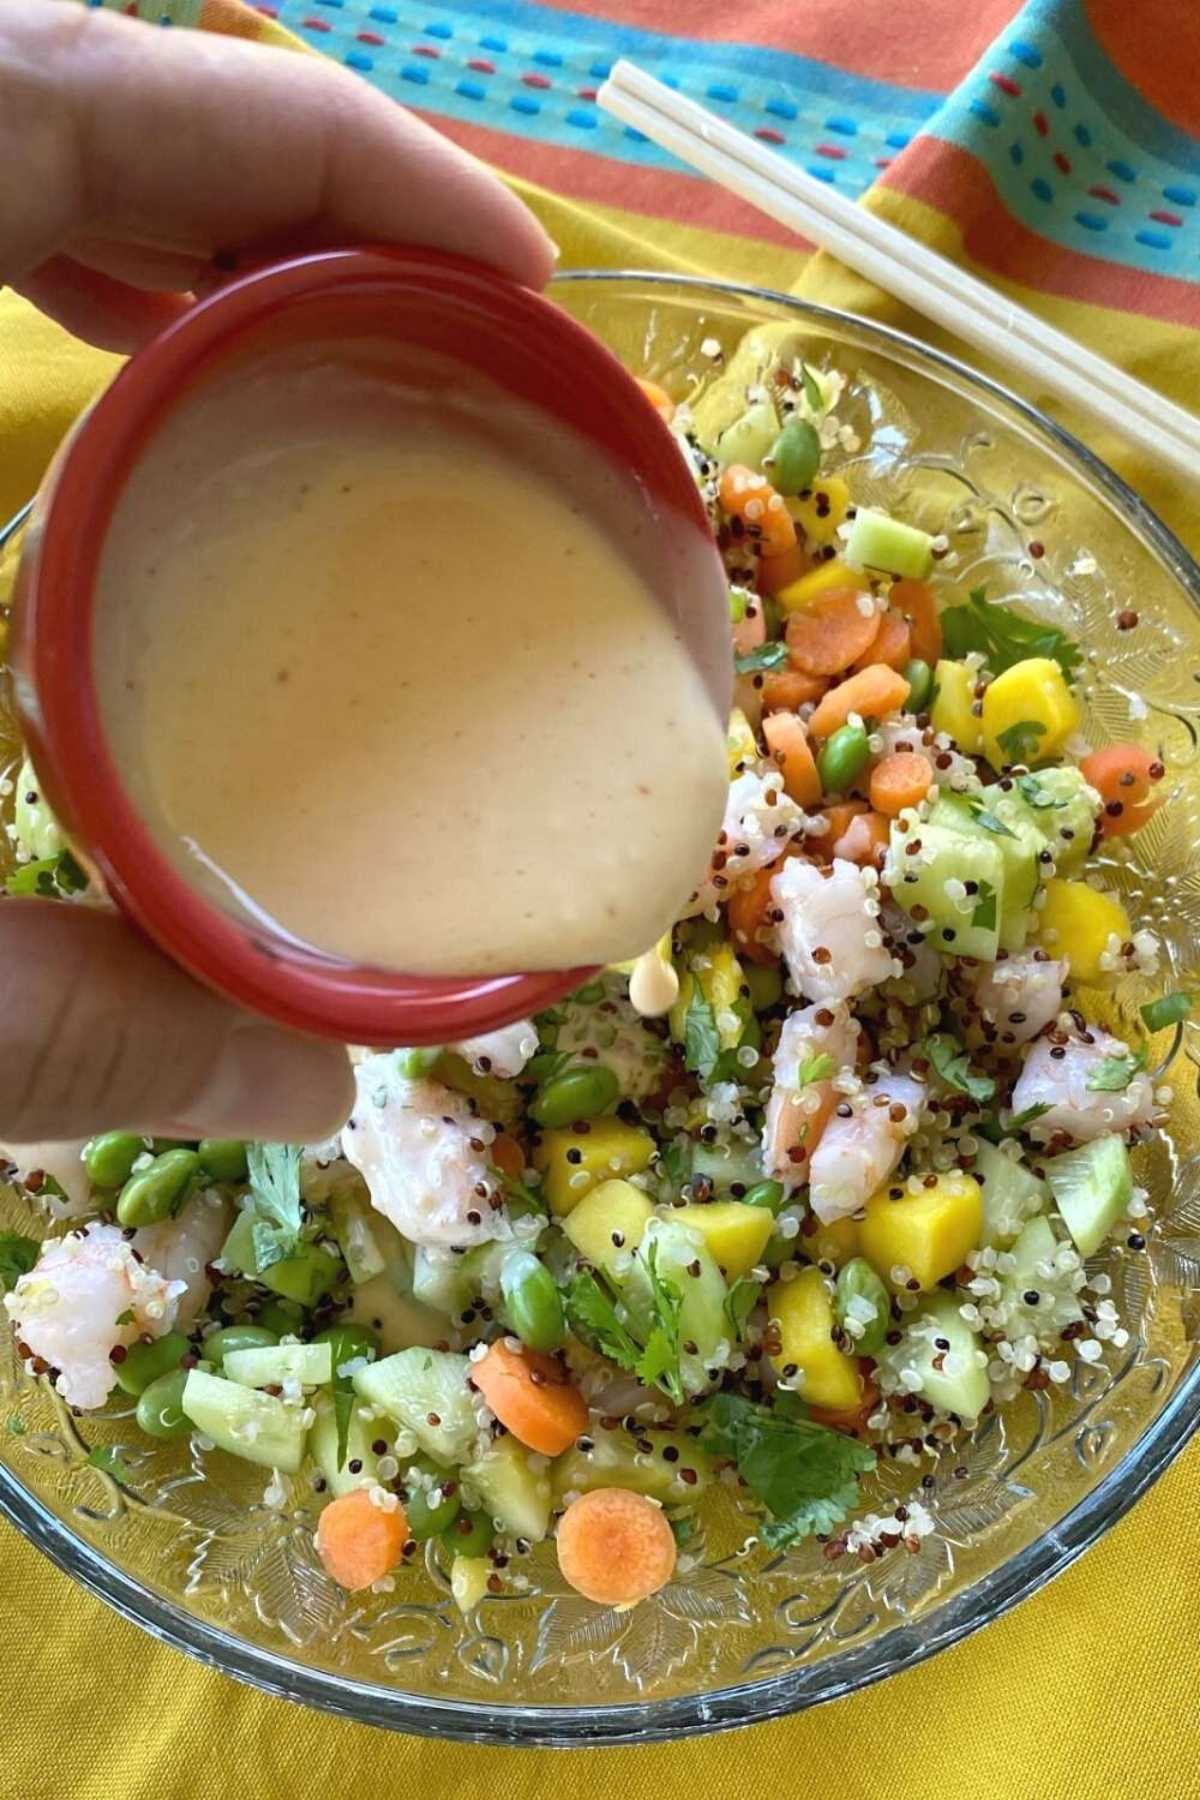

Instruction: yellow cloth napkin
[2,9,1198,1794]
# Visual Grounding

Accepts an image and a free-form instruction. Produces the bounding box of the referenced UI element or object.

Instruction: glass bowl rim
[1,267,1197,1746]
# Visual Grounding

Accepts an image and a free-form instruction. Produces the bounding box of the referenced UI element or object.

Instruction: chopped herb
[565,1247,686,1405]
[0,1232,38,1293]
[566,1270,643,1373]
[734,640,789,676]
[115,1308,134,1327]
[700,1392,876,1548]
[1017,774,1065,810]
[797,1052,836,1087]
[4,850,87,900]
[724,1277,759,1340]
[637,1241,685,1404]
[995,720,1047,764]
[1004,1101,1053,1132]
[1140,992,1194,1033]
[660,1137,692,1193]
[682,982,723,1086]
[924,1035,996,1104]
[940,587,1083,683]
[1086,1045,1148,1092]
[800,363,823,413]
[243,1143,304,1274]
[728,586,751,625]
[971,879,998,932]
[86,1445,133,1483]
[965,798,1016,838]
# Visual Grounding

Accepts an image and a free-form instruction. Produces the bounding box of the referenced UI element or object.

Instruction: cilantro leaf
[724,1276,760,1340]
[5,850,87,900]
[940,587,1082,683]
[565,1271,644,1375]
[800,363,823,413]
[1141,992,1194,1033]
[636,1240,685,1404]
[244,1143,303,1274]
[924,1035,996,1104]
[995,720,1047,765]
[971,879,998,931]
[565,1253,687,1405]
[659,1137,692,1193]
[734,640,789,676]
[1086,1045,1148,1092]
[700,1392,876,1548]
[1004,1101,1053,1132]
[682,982,722,1085]
[965,798,1016,838]
[0,1232,38,1293]
[1017,774,1065,810]
[797,1051,836,1086]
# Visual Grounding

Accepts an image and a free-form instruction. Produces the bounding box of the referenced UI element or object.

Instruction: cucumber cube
[550,1425,712,1506]
[352,1347,479,1465]
[223,1342,333,1388]
[463,1433,551,1542]
[626,1218,729,1398]
[973,1139,1049,1248]
[1000,1216,1084,1338]
[844,507,934,579]
[220,1211,342,1306]
[880,1292,990,1423]
[715,399,779,472]
[347,1273,449,1353]
[307,1388,386,1497]
[1045,1134,1133,1258]
[887,819,1005,961]
[928,792,1045,952]
[181,1368,307,1472]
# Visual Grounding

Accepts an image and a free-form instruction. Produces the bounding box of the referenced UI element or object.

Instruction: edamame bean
[84,1132,145,1189]
[314,1323,379,1377]
[135,1368,191,1440]
[197,1139,249,1184]
[257,1298,305,1337]
[443,1507,495,1559]
[743,964,784,1013]
[743,1180,786,1214]
[500,1250,565,1353]
[817,723,870,795]
[903,658,933,715]
[204,1325,278,1365]
[834,1257,891,1357]
[573,980,607,1005]
[113,1330,189,1397]
[767,416,821,495]
[530,1063,619,1129]
[116,1148,202,1228]
[400,1456,462,1540]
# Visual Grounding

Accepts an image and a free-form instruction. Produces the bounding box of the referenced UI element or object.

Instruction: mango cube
[929,659,984,754]
[980,656,1080,772]
[798,1213,860,1270]
[726,707,759,776]
[784,475,850,547]
[561,1178,654,1275]
[532,1118,655,1217]
[774,556,858,617]
[859,1172,983,1292]
[767,1266,863,1412]
[670,1202,773,1281]
[1034,878,1131,984]
[669,941,745,1051]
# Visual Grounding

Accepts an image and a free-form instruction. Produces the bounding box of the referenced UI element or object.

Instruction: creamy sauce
[94,343,728,975]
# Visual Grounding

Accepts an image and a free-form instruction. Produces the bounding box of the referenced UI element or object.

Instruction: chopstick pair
[597,61,1200,486]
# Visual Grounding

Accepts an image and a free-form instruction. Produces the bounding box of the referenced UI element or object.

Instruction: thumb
[0,901,354,1142]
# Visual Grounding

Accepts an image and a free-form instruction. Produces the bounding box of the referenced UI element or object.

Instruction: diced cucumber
[432,1051,521,1130]
[223,1342,333,1388]
[626,1217,729,1398]
[463,1433,552,1542]
[220,1210,342,1306]
[690,1137,764,1194]
[929,792,1045,953]
[347,1273,450,1352]
[715,399,779,472]
[844,507,934,580]
[1000,1215,1084,1339]
[879,1291,990,1423]
[181,1368,307,1472]
[887,819,1005,961]
[450,1555,491,1614]
[1045,1134,1133,1258]
[329,1189,391,1285]
[308,1388,386,1497]
[412,1242,507,1319]
[352,1347,479,1464]
[973,1139,1049,1248]
[1000,766,1099,876]
[550,1425,711,1506]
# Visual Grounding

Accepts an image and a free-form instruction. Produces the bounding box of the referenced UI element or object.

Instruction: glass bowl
[1,272,1198,1746]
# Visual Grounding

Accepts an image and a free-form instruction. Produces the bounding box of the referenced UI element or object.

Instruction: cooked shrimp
[972,954,1067,1049]
[763,1003,860,1186]
[1009,1030,1156,1143]
[771,858,899,1003]
[686,768,808,917]
[133,1189,232,1329]
[4,1222,186,1409]
[809,1071,927,1223]
[0,1140,92,1218]
[341,1055,502,1249]
[451,1020,538,1079]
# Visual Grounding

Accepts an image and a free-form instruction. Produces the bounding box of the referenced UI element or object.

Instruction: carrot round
[889,578,942,666]
[762,668,828,712]
[718,464,796,557]
[471,1341,588,1456]
[835,809,890,867]
[808,800,866,861]
[726,864,779,963]
[1080,743,1165,837]
[490,1132,525,1180]
[785,589,881,676]
[808,664,912,741]
[869,749,935,816]
[853,608,910,672]
[635,377,675,422]
[762,711,822,806]
[316,1487,408,1592]
[758,541,812,596]
[556,1487,677,1606]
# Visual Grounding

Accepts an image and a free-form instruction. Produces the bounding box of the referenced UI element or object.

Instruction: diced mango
[929,659,983,753]
[798,1214,860,1270]
[450,1556,491,1614]
[774,556,859,617]
[980,656,1080,772]
[669,942,745,1052]
[767,1266,864,1412]
[532,1118,655,1218]
[1034,878,1131,984]
[562,1178,655,1274]
[726,707,759,776]
[784,474,851,547]
[670,1202,773,1281]
[859,1171,983,1292]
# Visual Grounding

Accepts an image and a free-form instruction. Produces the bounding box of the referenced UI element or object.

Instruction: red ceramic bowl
[11,247,727,1045]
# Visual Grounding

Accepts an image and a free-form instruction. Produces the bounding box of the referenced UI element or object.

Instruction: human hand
[0,0,555,1142]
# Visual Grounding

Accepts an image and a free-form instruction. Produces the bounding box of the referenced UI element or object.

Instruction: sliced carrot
[853,608,910,673]
[889,578,942,666]
[762,711,822,806]
[726,865,779,964]
[635,377,675,422]
[785,589,881,676]
[471,1341,588,1456]
[835,809,890,867]
[556,1487,677,1606]
[718,464,796,557]
[315,1487,408,1592]
[869,749,935,816]
[808,664,912,741]
[761,668,828,713]
[731,594,766,657]
[810,1375,881,1440]
[1080,743,1165,837]
[490,1132,525,1180]
[758,541,813,596]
